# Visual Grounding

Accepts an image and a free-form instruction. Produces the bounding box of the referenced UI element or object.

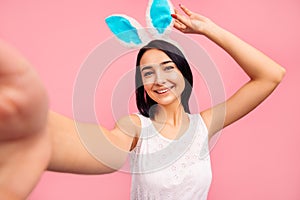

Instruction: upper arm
[47,112,140,174]
[201,78,282,140]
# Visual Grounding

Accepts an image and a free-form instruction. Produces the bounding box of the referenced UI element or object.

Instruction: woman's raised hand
[171,4,213,35]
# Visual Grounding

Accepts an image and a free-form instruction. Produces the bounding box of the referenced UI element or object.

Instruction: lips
[154,86,174,94]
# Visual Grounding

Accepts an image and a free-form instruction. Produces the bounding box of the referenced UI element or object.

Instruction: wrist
[201,20,229,46]
[202,20,221,37]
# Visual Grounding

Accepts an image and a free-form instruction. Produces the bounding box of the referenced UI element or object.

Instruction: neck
[154,103,186,126]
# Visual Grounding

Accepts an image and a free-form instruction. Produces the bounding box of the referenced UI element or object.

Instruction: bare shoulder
[200,110,211,131]
[113,114,142,151]
[114,114,141,138]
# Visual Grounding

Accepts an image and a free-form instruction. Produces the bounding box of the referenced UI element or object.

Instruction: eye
[143,71,154,77]
[164,66,174,71]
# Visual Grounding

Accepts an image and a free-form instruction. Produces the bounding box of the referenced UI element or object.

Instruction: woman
[0,4,285,200]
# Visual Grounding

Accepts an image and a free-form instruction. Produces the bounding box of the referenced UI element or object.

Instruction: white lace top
[130,113,212,200]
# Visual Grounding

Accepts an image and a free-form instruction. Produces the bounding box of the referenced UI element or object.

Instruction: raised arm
[172,5,286,137]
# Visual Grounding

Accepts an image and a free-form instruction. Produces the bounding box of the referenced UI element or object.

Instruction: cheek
[176,75,186,96]
[168,72,179,80]
[170,72,185,88]
[142,77,154,85]
[143,84,151,91]
[143,82,153,94]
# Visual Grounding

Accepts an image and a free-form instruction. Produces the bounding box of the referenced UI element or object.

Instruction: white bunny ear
[105,15,150,48]
[146,0,174,36]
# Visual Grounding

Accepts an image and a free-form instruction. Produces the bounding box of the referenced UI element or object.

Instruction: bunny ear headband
[105,0,175,48]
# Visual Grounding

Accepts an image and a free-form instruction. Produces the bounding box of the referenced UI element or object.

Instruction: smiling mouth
[155,86,174,94]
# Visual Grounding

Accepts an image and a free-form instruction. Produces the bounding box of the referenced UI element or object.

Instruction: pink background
[1,0,299,199]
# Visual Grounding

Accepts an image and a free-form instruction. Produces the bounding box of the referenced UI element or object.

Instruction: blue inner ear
[150,0,172,34]
[105,16,142,45]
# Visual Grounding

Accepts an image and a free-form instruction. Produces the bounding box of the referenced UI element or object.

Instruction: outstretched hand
[171,4,213,35]
[0,40,51,199]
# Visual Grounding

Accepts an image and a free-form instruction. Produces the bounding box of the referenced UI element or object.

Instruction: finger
[171,13,189,27]
[174,8,179,15]
[173,20,184,28]
[173,21,187,32]
[172,17,179,24]
[179,4,193,16]
[172,15,186,30]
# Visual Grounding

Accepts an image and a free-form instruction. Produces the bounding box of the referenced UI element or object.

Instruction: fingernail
[171,14,177,19]
[179,3,182,7]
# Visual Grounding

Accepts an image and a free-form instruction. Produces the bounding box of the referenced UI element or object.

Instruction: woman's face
[139,49,185,106]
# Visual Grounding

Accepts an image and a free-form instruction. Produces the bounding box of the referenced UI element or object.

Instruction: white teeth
[157,88,169,94]
[155,86,174,94]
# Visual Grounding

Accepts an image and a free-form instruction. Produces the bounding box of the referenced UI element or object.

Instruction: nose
[154,70,166,85]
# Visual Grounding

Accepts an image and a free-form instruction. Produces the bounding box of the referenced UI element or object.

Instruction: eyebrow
[141,60,174,72]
